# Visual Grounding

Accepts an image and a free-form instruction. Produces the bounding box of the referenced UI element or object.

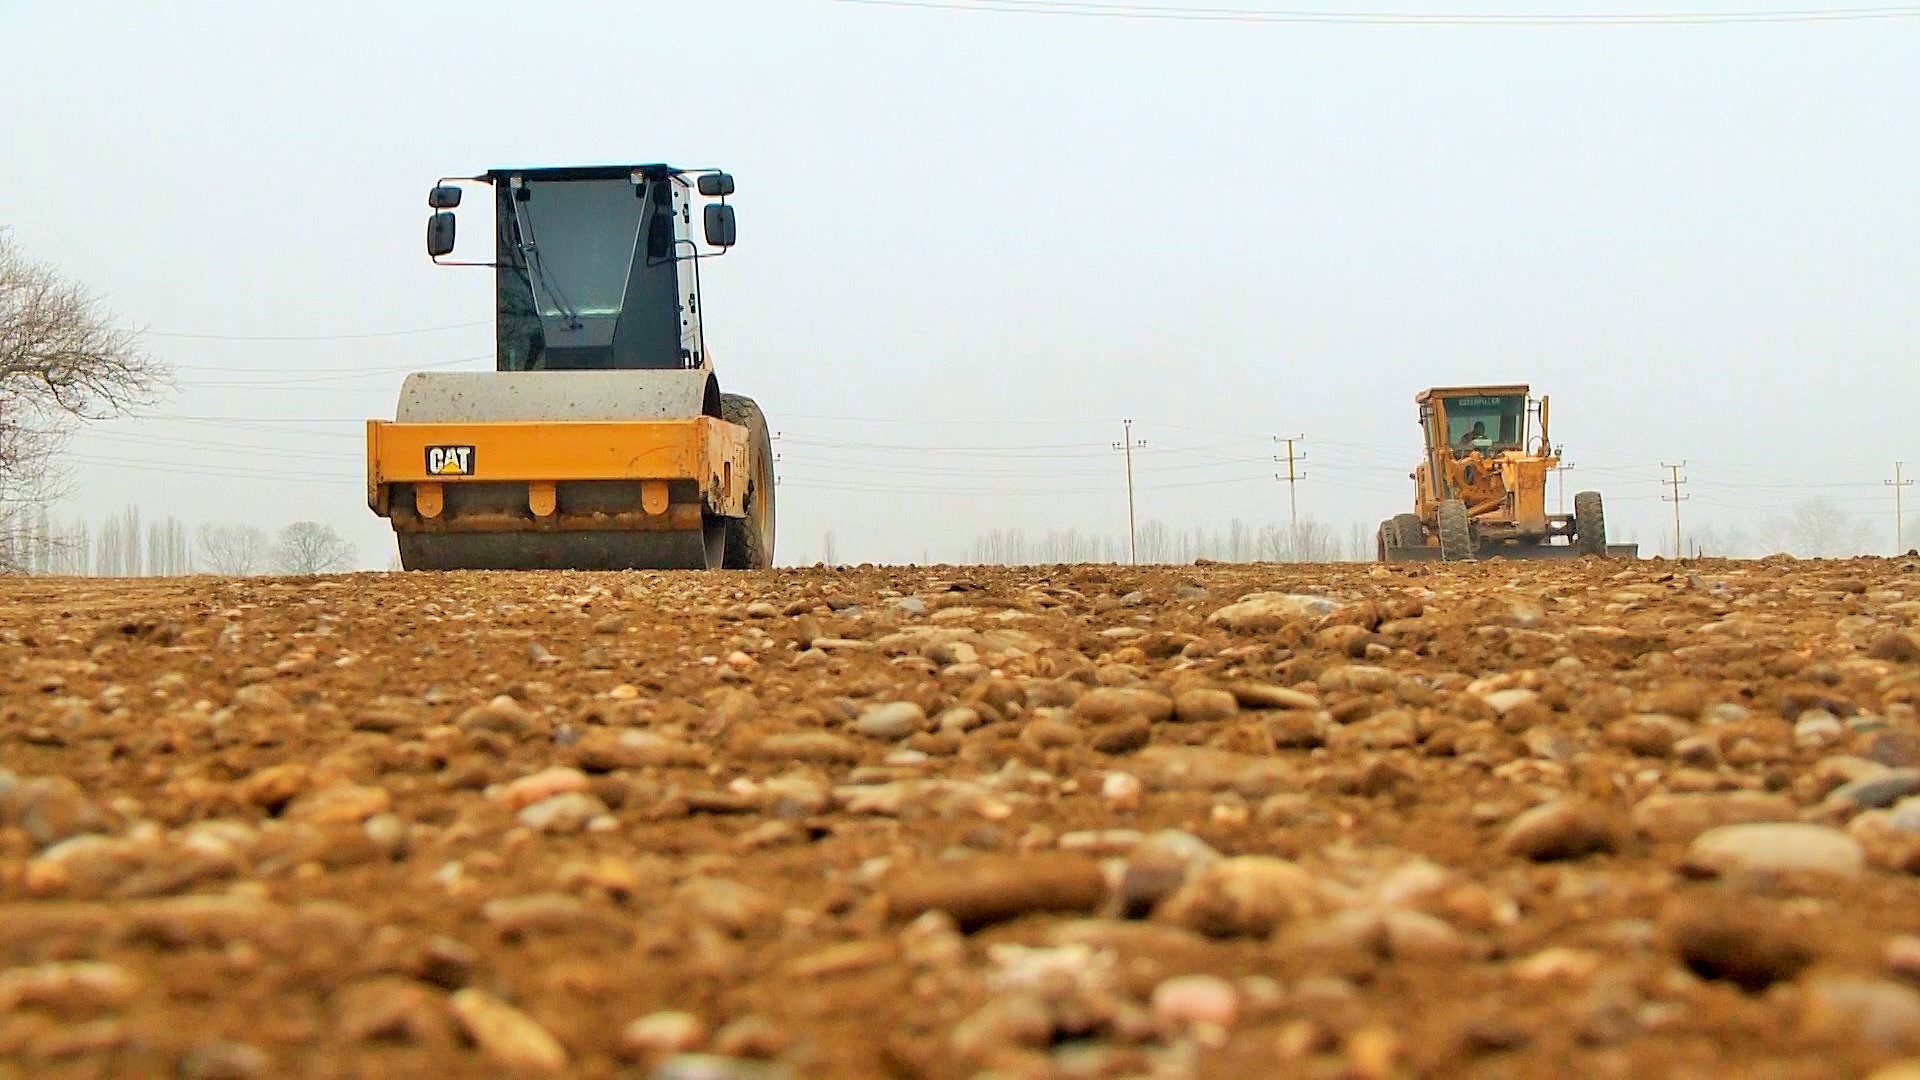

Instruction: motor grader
[366,164,774,571]
[1376,384,1634,562]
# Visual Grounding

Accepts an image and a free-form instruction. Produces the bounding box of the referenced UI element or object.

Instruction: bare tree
[1759,497,1874,558]
[0,231,164,570]
[95,514,123,575]
[820,530,838,567]
[121,506,141,576]
[198,523,271,575]
[274,521,355,575]
[1135,520,1172,564]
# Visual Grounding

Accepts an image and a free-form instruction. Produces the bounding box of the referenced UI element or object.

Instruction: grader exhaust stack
[367,165,774,571]
[1377,384,1636,563]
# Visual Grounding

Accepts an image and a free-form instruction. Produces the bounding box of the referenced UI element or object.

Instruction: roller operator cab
[1376,384,1637,563]
[367,165,775,572]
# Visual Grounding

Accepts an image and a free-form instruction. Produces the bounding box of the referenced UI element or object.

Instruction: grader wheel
[1573,491,1607,557]
[1438,500,1472,562]
[1391,513,1424,550]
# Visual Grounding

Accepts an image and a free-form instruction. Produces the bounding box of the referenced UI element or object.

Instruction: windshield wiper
[513,198,582,329]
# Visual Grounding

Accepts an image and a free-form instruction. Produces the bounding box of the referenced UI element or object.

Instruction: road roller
[366,164,775,570]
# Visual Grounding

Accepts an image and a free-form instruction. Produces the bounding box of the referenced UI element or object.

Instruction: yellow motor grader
[1377,384,1635,562]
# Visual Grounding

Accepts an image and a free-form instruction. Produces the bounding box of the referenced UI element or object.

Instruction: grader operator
[1377,385,1635,562]
[366,164,774,571]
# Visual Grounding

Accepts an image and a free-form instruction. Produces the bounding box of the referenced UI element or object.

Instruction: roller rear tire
[720,394,775,570]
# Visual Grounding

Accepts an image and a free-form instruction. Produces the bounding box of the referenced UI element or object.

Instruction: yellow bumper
[366,417,749,531]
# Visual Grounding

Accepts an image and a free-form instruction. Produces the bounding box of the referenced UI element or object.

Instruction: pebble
[1869,630,1920,663]
[1232,683,1322,711]
[1173,688,1240,724]
[711,1015,791,1059]
[1511,947,1602,983]
[886,855,1108,930]
[1866,731,1920,768]
[1072,687,1175,725]
[516,792,609,834]
[679,877,777,937]
[1630,791,1798,843]
[855,702,926,739]
[0,961,139,1016]
[1501,800,1617,861]
[1829,770,1920,812]
[283,785,392,826]
[1158,856,1329,937]
[1089,719,1152,755]
[179,1041,272,1080]
[619,1011,709,1060]
[1119,829,1223,916]
[748,733,862,763]
[1102,772,1143,809]
[1804,978,1920,1051]
[1206,592,1338,632]
[1888,936,1920,984]
[1795,709,1846,749]
[1479,688,1542,716]
[362,810,412,853]
[449,988,569,1073]
[1667,898,1814,991]
[1683,823,1865,881]
[1151,974,1240,1028]
[334,976,450,1044]
[496,767,590,811]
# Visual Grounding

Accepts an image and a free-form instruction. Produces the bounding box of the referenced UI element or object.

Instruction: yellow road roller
[367,164,774,570]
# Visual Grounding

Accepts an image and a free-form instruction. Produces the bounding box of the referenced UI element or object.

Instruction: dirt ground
[4,556,1920,1078]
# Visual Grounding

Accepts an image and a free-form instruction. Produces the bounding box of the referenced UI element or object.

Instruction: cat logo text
[424,445,476,476]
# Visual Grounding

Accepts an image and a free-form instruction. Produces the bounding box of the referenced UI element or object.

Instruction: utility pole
[1552,459,1575,515]
[1114,420,1146,564]
[1273,434,1306,556]
[1661,461,1689,560]
[1891,462,1913,553]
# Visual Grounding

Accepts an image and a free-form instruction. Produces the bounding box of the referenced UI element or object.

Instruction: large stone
[1631,792,1799,843]
[886,855,1107,931]
[1072,688,1175,725]
[1501,800,1617,861]
[856,702,927,740]
[1206,593,1339,633]
[449,988,568,1074]
[1157,857,1331,937]
[1683,823,1865,881]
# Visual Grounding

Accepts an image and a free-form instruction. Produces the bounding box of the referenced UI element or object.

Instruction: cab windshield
[512,179,645,321]
[1444,394,1525,454]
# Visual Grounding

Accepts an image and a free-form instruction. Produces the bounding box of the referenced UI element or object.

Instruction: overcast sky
[3,1,1916,567]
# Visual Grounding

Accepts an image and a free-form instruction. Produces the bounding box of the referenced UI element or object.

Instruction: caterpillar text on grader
[366,164,774,571]
[1376,385,1637,563]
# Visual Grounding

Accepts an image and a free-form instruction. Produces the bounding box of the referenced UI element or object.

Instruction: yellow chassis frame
[366,417,749,530]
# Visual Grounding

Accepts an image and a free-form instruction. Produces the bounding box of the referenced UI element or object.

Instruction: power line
[170,354,490,376]
[132,319,490,342]
[830,0,1920,25]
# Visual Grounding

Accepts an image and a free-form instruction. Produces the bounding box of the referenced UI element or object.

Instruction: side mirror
[428,185,463,209]
[697,173,735,198]
[703,204,736,248]
[427,212,457,258]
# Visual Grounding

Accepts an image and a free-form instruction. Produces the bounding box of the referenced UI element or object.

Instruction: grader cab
[1377,385,1635,562]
